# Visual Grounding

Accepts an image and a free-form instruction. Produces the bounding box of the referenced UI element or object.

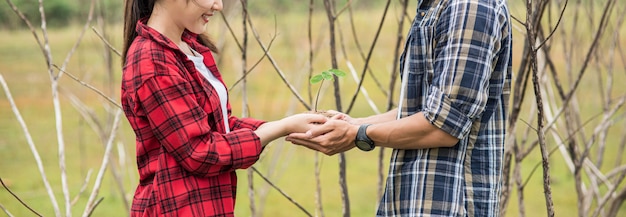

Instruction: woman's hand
[280,113,329,134]
[255,113,327,147]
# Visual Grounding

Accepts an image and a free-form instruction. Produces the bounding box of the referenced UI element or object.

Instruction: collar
[135,17,211,55]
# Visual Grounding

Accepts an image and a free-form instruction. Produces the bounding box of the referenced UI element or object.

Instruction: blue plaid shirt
[377,0,512,216]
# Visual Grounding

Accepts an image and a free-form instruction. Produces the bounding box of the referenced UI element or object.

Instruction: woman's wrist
[255,121,284,147]
[279,118,291,136]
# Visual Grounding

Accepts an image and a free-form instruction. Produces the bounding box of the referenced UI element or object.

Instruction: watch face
[355,140,374,151]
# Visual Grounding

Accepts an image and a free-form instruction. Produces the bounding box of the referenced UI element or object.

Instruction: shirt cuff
[230,116,266,131]
[224,128,262,169]
[423,86,473,140]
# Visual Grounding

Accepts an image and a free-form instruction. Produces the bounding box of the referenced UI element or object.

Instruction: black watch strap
[355,124,375,151]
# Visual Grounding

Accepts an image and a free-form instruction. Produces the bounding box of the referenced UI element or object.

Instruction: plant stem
[314,80,324,112]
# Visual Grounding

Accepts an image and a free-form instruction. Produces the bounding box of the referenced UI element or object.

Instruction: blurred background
[1,0,625,216]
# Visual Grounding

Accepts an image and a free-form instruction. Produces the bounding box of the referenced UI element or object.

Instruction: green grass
[1,2,626,217]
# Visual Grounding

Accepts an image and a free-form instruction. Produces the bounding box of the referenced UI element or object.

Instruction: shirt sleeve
[423,1,503,139]
[136,74,262,177]
[229,116,265,131]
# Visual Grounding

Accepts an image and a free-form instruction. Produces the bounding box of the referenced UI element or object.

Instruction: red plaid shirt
[122,18,265,216]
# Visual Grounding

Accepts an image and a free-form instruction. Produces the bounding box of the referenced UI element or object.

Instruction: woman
[121,0,326,216]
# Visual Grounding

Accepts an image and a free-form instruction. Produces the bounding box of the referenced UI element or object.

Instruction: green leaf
[329,69,346,77]
[310,75,324,84]
[321,71,333,80]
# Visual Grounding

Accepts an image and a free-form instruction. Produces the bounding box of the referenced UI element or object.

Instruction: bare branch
[545,0,618,130]
[0,177,42,217]
[53,65,121,108]
[322,1,350,215]
[386,0,410,111]
[251,167,313,217]
[57,0,97,80]
[91,27,122,57]
[229,33,277,89]
[345,60,380,113]
[82,109,123,217]
[0,202,15,217]
[71,170,94,206]
[346,0,392,114]
[245,14,311,110]
[219,11,244,52]
[535,0,568,50]
[343,4,388,97]
[4,0,45,60]
[0,74,60,215]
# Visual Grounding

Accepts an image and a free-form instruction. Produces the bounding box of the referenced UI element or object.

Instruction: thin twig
[522,109,607,188]
[4,0,45,56]
[545,0,618,131]
[345,61,380,114]
[84,197,104,217]
[0,177,42,217]
[239,1,256,216]
[309,1,325,216]
[322,1,350,216]
[0,74,60,216]
[219,11,244,52]
[245,14,311,110]
[53,65,122,109]
[82,109,122,217]
[345,0,392,114]
[345,5,388,97]
[386,0,409,111]
[91,27,122,57]
[0,202,15,217]
[229,34,277,89]
[71,170,94,206]
[57,0,97,80]
[251,167,313,217]
[535,0,568,50]
[526,0,554,215]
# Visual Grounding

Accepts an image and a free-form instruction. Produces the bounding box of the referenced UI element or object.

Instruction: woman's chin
[189,25,208,35]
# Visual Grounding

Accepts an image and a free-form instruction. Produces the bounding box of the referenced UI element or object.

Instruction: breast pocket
[417,24,436,83]
[403,24,435,112]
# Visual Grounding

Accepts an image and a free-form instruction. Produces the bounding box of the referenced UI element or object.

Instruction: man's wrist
[352,117,364,125]
[350,124,359,143]
[354,124,375,151]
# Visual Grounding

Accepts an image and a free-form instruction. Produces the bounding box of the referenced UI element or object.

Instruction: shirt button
[420,12,426,17]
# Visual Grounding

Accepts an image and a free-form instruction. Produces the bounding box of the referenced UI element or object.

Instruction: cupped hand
[285,119,359,156]
[324,110,356,124]
[282,113,328,134]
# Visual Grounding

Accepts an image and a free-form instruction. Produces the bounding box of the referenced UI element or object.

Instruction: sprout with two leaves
[309,69,346,114]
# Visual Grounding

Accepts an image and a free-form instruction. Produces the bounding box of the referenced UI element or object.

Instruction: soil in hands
[307,110,337,118]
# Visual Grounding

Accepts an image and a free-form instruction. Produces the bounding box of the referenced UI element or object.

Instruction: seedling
[310,68,346,113]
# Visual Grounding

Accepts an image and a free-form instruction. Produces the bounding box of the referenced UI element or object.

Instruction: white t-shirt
[187,52,230,133]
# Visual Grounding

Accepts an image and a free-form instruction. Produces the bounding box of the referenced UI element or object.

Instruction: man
[286,0,512,216]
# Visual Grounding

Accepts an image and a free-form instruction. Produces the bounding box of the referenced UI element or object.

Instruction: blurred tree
[246,0,383,16]
[1,0,77,29]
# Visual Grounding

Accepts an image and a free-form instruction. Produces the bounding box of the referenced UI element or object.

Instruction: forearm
[254,121,287,147]
[367,112,459,149]
[354,108,398,125]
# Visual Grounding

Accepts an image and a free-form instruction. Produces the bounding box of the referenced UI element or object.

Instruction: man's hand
[285,117,359,156]
[323,110,357,124]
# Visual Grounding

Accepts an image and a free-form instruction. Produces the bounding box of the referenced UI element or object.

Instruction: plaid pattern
[377,0,512,216]
[122,18,265,216]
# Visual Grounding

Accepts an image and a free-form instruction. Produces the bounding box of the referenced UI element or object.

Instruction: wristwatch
[354,124,375,151]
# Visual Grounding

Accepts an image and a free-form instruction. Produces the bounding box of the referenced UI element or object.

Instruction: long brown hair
[122,0,219,65]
